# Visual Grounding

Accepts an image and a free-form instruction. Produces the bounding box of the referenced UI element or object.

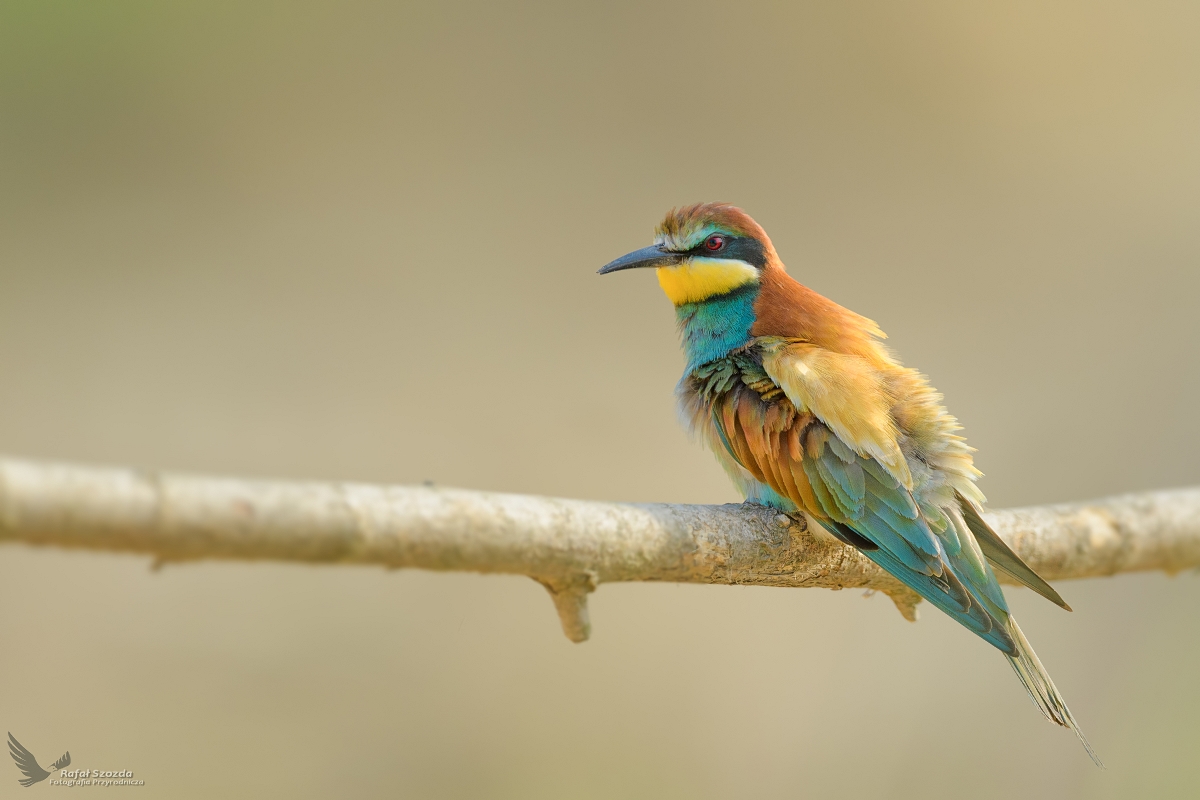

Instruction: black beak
[597,245,684,275]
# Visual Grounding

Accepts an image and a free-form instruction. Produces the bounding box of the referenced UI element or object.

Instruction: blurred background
[1,1,1198,797]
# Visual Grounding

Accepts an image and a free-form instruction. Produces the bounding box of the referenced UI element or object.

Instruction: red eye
[704,235,726,251]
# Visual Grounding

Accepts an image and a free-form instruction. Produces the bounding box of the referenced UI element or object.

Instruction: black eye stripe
[683,236,766,269]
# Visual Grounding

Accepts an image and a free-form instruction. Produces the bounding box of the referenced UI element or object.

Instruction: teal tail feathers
[1006,616,1102,767]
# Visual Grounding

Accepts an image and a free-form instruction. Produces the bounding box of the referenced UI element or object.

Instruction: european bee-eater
[599,202,1097,762]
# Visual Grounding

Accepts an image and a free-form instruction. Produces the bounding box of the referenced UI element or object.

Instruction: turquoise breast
[674,283,760,372]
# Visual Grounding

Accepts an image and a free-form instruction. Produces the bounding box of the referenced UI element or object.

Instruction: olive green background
[1,2,1198,797]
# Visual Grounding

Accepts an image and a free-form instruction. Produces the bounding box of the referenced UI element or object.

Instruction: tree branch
[1,457,1198,641]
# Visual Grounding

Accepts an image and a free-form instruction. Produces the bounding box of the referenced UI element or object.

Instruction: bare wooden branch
[2,457,1198,641]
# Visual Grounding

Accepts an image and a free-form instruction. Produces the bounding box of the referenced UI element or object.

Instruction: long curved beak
[597,245,684,275]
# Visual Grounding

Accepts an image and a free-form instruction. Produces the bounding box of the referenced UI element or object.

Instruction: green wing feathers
[706,387,1097,759]
[802,423,1019,655]
[705,382,1018,654]
[957,493,1072,611]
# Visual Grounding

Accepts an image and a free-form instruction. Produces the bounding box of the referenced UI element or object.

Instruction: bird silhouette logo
[8,733,70,788]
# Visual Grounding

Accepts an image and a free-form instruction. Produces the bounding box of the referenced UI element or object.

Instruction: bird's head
[598,203,777,306]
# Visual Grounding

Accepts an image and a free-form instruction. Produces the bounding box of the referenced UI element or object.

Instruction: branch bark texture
[2,457,1198,641]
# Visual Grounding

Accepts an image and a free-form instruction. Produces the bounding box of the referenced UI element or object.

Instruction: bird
[8,732,70,787]
[598,202,1098,763]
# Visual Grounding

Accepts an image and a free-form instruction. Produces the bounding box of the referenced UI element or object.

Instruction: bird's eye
[704,235,726,251]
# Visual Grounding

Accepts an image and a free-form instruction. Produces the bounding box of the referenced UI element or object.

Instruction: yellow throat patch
[655,258,760,306]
